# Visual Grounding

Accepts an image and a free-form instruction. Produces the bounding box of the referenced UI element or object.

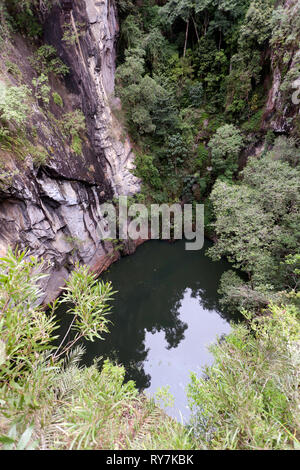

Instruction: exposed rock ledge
[0,0,140,303]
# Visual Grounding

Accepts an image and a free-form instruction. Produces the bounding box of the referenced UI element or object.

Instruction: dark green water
[56,239,238,422]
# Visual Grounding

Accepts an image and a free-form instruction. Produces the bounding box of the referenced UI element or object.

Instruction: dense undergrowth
[115,0,300,207]
[0,249,193,450]
[0,250,299,450]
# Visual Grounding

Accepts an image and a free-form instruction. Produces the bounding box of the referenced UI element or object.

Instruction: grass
[0,352,194,450]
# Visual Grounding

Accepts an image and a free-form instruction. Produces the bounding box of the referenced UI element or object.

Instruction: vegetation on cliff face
[0,0,89,177]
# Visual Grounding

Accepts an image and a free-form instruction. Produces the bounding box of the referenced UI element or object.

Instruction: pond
[56,239,239,422]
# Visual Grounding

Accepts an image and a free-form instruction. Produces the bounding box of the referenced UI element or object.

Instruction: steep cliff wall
[0,0,140,303]
[262,0,300,134]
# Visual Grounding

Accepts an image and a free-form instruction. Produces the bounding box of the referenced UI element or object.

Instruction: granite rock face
[45,0,140,196]
[0,0,140,303]
[262,0,300,133]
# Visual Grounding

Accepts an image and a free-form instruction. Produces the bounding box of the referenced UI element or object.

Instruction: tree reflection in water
[56,239,239,391]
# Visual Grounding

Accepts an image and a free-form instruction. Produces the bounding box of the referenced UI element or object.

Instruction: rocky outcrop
[262,0,300,134]
[0,0,140,303]
[45,0,140,196]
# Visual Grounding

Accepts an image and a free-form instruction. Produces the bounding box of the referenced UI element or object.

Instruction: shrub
[134,153,162,190]
[0,248,115,386]
[4,0,43,38]
[241,109,264,133]
[208,124,243,177]
[0,249,190,450]
[0,82,30,126]
[61,110,86,156]
[30,45,69,77]
[61,110,86,136]
[5,60,22,81]
[0,168,19,190]
[0,249,56,383]
[52,92,63,108]
[32,73,51,105]
[188,304,300,450]
[28,144,49,167]
[62,22,85,47]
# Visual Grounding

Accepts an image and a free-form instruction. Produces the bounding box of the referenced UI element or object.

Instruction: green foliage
[60,110,86,156]
[0,82,30,126]
[32,73,51,105]
[62,22,85,47]
[0,249,115,383]
[268,136,300,167]
[208,124,243,177]
[188,303,300,450]
[70,133,82,156]
[52,92,63,108]
[5,60,22,81]
[241,108,263,133]
[27,144,49,167]
[30,45,69,77]
[239,0,274,48]
[270,2,300,65]
[0,249,55,383]
[116,53,176,137]
[58,264,115,345]
[61,110,86,136]
[208,151,300,310]
[115,0,282,202]
[195,143,209,169]
[0,248,191,450]
[4,0,44,38]
[0,168,19,190]
[218,270,271,312]
[1,424,37,450]
[115,0,134,15]
[164,133,189,173]
[134,153,162,190]
[120,14,143,50]
[188,82,204,107]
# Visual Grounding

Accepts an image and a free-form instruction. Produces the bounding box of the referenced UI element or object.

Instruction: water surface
[57,239,237,421]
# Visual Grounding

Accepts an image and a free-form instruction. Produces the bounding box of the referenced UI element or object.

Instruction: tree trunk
[183,19,190,57]
[192,17,200,44]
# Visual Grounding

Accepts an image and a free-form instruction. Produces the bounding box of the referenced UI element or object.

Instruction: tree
[117,51,177,136]
[239,0,274,48]
[207,153,300,310]
[208,124,243,177]
[161,0,196,56]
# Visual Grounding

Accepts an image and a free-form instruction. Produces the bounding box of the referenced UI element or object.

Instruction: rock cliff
[0,0,140,303]
[262,0,300,134]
